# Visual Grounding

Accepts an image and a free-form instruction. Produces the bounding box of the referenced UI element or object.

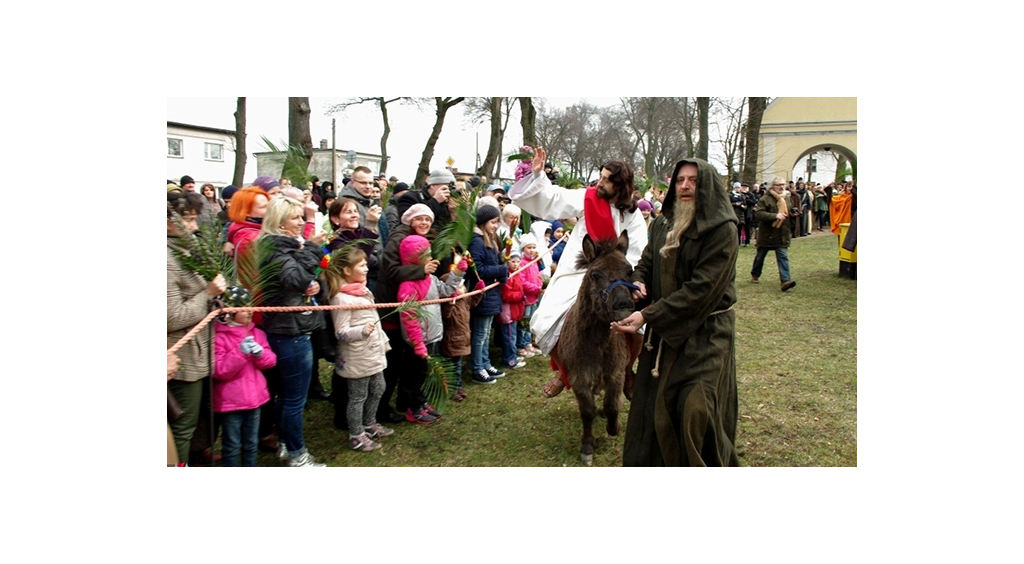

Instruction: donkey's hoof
[580,453,593,466]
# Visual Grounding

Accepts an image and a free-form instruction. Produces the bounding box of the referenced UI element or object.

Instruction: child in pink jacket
[213,286,277,467]
[516,234,544,357]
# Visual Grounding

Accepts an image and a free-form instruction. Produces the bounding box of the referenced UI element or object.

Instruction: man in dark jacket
[611,157,740,466]
[750,176,797,291]
[394,169,454,230]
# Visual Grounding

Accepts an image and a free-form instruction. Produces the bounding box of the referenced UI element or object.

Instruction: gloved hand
[474,280,486,291]
[456,259,468,273]
[239,336,256,354]
[249,342,264,357]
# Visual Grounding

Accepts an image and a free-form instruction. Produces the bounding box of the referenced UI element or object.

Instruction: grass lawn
[248,230,856,467]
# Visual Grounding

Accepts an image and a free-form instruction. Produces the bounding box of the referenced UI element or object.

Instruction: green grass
[251,231,856,467]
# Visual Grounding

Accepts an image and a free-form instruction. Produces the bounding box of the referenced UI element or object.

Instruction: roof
[166,121,238,137]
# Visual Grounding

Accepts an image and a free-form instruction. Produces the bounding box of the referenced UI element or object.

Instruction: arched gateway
[756,97,857,183]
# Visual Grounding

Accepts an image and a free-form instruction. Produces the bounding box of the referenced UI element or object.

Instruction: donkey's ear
[616,230,629,254]
[582,233,597,262]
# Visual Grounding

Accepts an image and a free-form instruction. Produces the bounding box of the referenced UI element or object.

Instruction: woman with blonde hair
[257,197,330,466]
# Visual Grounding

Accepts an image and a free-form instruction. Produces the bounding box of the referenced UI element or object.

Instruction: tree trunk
[519,97,536,148]
[742,97,766,186]
[232,97,246,187]
[285,97,313,184]
[696,97,710,161]
[480,97,502,177]
[414,97,465,189]
[378,97,390,174]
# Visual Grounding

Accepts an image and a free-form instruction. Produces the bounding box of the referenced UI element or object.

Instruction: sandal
[542,374,565,398]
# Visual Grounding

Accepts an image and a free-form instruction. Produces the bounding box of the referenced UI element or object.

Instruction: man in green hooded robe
[611,157,740,466]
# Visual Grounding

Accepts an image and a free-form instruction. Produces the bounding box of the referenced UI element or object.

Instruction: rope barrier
[167,232,569,358]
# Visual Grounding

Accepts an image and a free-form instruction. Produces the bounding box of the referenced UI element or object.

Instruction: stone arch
[756,98,857,184]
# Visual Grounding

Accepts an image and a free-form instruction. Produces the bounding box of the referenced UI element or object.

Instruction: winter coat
[438,272,482,357]
[325,225,381,279]
[374,223,429,327]
[519,260,543,306]
[212,322,275,413]
[625,157,739,467]
[394,188,452,230]
[259,234,329,336]
[330,287,391,379]
[753,192,792,248]
[397,236,463,356]
[500,270,526,323]
[167,236,214,382]
[468,231,508,316]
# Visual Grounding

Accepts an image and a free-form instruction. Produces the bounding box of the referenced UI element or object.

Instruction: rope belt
[644,304,734,378]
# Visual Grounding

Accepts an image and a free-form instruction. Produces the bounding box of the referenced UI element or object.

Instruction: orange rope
[166,233,568,358]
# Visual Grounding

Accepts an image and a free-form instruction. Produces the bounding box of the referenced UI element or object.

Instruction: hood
[399,234,431,266]
[661,157,737,235]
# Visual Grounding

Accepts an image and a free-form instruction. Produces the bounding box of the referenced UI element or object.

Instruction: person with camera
[750,176,797,292]
[394,169,454,237]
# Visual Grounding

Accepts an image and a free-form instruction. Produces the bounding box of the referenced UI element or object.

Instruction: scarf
[340,281,369,297]
[584,187,615,242]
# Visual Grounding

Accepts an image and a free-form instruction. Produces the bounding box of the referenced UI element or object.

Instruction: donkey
[550,230,638,465]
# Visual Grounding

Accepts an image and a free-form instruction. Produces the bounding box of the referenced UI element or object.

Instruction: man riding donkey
[507,147,649,398]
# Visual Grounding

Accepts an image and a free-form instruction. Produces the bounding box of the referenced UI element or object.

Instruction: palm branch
[261,136,313,189]
[431,191,477,260]
[230,236,283,306]
[422,355,459,414]
[168,204,230,282]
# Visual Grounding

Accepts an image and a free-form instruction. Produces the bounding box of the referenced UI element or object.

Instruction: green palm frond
[261,136,313,188]
[168,205,230,282]
[373,296,425,327]
[505,151,534,163]
[431,191,477,260]
[232,236,283,306]
[422,356,459,414]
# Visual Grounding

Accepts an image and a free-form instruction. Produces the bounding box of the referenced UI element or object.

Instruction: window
[168,138,182,157]
[204,142,223,161]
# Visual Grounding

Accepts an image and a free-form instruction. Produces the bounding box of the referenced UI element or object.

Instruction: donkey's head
[576,230,636,323]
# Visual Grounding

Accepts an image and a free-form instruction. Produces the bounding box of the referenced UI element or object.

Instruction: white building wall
[167,125,237,188]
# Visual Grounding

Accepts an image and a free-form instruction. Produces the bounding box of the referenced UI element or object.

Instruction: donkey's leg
[573,387,597,466]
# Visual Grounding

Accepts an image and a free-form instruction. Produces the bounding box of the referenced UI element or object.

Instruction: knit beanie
[637,199,653,212]
[180,175,195,186]
[476,204,501,226]
[220,185,239,201]
[401,203,434,225]
[252,175,280,191]
[519,233,538,249]
[426,169,455,185]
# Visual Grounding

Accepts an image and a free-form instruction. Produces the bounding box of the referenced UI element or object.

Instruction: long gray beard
[660,200,695,258]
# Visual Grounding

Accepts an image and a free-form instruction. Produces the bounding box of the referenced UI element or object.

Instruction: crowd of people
[168,157,856,467]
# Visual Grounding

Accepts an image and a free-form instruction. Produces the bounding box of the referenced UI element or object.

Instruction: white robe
[507,172,648,354]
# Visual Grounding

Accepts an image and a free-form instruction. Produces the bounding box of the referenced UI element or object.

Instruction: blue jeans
[500,321,518,368]
[470,314,495,373]
[517,304,536,349]
[751,246,791,283]
[220,408,260,467]
[267,333,313,457]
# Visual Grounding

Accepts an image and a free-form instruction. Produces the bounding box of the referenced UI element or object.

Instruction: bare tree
[232,97,246,187]
[413,97,465,189]
[742,97,767,186]
[618,97,691,180]
[465,97,517,178]
[284,97,313,184]
[711,97,746,183]
[326,97,407,175]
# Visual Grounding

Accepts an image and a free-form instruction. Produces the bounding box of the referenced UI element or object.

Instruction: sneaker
[471,370,497,385]
[277,443,290,461]
[510,359,527,369]
[422,403,442,418]
[349,433,382,452]
[517,356,526,363]
[518,348,537,358]
[365,423,394,439]
[405,407,437,425]
[528,344,543,356]
[484,366,506,378]
[288,451,326,467]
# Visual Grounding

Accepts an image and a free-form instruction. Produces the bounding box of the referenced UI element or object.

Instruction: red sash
[584,187,615,241]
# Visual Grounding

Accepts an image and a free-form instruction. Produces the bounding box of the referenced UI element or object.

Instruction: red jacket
[500,272,526,323]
